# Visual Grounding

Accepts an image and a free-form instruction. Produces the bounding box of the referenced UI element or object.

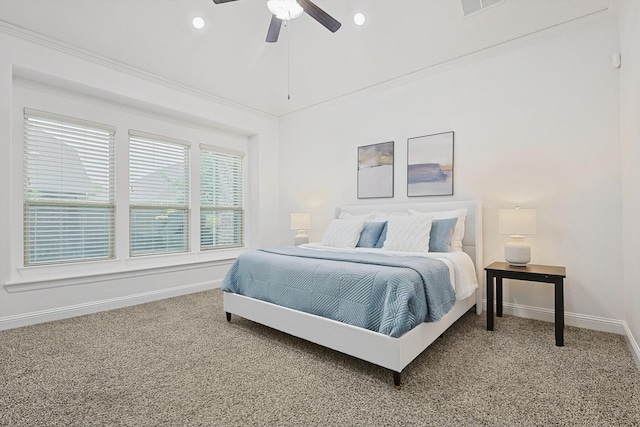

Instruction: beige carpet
[1,288,638,426]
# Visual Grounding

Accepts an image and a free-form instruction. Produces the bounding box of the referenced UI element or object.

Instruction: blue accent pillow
[429,218,458,252]
[374,222,388,248]
[356,221,387,248]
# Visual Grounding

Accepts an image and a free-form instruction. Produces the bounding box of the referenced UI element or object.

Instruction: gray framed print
[357,141,394,199]
[407,131,454,197]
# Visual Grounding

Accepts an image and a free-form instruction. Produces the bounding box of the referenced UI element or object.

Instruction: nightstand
[485,261,567,346]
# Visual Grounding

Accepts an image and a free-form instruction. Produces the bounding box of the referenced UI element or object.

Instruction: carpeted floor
[1,289,638,426]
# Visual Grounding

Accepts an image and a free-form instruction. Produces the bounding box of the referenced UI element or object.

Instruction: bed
[222,201,483,388]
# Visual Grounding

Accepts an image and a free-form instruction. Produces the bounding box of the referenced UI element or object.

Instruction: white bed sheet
[299,243,479,300]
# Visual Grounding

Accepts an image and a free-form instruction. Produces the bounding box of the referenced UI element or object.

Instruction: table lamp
[290,212,311,245]
[498,207,537,266]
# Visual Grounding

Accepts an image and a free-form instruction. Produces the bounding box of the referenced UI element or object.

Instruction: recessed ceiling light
[354,12,365,26]
[192,16,205,30]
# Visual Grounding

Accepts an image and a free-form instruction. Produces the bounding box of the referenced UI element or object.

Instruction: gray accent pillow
[374,222,388,248]
[356,221,387,248]
[429,218,458,252]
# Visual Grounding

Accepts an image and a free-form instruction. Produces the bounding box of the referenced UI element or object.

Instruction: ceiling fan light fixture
[267,0,304,21]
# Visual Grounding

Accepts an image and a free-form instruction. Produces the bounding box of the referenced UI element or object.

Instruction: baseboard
[623,322,640,372]
[0,280,221,331]
[483,299,626,335]
[6,290,638,372]
[482,299,640,371]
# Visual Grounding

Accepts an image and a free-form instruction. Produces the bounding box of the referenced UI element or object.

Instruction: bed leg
[226,312,231,322]
[392,371,402,390]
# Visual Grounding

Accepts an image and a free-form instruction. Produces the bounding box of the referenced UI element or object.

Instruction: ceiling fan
[212,0,342,43]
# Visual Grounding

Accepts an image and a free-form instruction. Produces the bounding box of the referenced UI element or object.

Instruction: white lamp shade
[290,212,311,230]
[498,208,537,235]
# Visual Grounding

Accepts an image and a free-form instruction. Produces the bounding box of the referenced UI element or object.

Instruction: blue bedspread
[221,247,456,338]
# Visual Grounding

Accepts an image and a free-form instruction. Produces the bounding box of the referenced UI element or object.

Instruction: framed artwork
[407,131,454,197]
[357,141,394,199]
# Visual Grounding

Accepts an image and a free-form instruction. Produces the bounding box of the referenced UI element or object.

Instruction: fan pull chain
[287,20,291,100]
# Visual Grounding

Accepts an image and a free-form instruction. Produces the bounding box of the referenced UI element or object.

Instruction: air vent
[461,0,504,17]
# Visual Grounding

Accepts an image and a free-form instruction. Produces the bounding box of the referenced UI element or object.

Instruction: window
[200,145,244,249]
[23,109,115,265]
[129,131,190,256]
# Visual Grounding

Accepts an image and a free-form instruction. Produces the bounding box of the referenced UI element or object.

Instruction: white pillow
[370,211,409,221]
[409,209,467,252]
[338,212,374,221]
[382,214,433,253]
[321,219,365,248]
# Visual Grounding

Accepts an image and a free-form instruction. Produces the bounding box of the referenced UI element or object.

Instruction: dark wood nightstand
[485,261,567,346]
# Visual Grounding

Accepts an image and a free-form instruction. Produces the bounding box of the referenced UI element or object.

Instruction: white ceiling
[0,0,612,117]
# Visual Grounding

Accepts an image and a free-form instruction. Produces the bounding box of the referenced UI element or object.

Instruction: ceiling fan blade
[266,15,283,43]
[297,0,341,33]
[212,0,238,4]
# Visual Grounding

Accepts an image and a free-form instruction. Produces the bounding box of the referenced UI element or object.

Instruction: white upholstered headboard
[337,201,483,313]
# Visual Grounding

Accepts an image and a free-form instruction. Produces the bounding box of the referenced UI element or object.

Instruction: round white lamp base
[294,231,309,246]
[504,236,531,266]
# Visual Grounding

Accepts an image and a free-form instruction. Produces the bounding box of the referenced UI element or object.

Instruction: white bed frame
[223,201,483,388]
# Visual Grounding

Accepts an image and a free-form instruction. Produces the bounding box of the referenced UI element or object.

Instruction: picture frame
[357,141,394,199]
[407,131,454,197]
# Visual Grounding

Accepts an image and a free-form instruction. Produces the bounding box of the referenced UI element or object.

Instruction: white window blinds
[129,131,190,256]
[23,108,115,265]
[200,146,244,249]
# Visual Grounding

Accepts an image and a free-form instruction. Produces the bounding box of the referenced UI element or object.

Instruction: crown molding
[0,21,278,120]
[1,6,614,121]
[279,6,613,118]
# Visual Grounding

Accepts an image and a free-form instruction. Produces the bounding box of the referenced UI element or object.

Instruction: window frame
[199,144,245,250]
[22,108,116,266]
[128,130,191,257]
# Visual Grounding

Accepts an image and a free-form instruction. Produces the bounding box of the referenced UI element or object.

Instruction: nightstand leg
[496,277,503,317]
[555,279,564,346]
[486,271,494,331]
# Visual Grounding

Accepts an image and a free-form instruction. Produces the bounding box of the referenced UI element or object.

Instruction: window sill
[5,248,247,293]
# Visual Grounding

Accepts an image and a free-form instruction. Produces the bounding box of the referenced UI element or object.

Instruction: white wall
[618,0,640,362]
[0,28,280,329]
[279,17,625,333]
